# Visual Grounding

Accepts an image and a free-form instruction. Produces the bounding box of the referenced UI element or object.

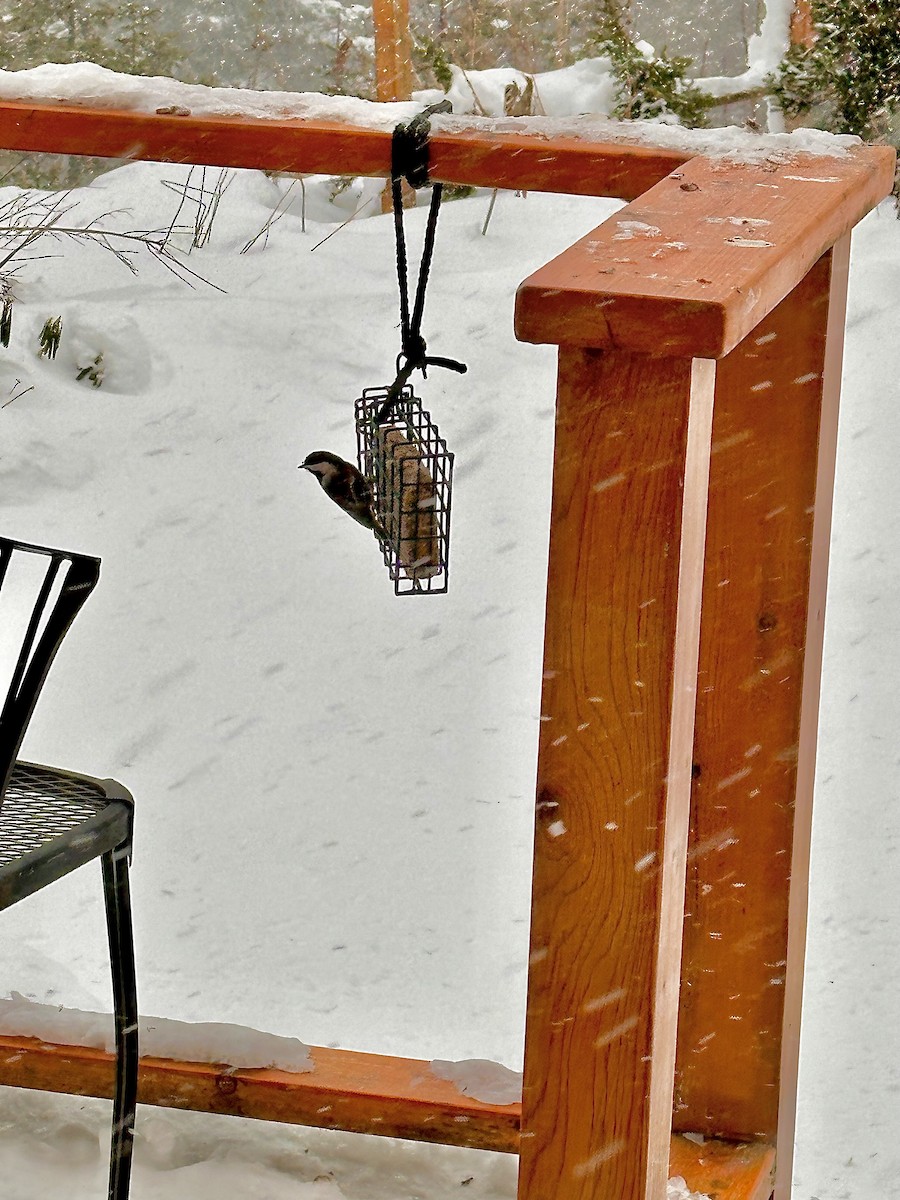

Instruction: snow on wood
[0,992,313,1071]
[0,61,422,129]
[430,1058,523,1106]
[0,60,864,162]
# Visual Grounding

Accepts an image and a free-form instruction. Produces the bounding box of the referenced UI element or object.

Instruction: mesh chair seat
[0,763,133,909]
[1,535,138,1200]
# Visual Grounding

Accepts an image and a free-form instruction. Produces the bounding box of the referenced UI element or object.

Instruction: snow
[0,994,312,1072]
[0,61,424,129]
[695,0,794,98]
[430,1059,522,1106]
[0,154,898,1200]
[0,60,861,160]
[440,58,619,119]
[431,111,861,160]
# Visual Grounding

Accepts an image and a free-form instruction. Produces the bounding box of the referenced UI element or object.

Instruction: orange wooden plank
[0,1034,519,1152]
[673,244,849,1157]
[0,1032,774,1196]
[670,1135,775,1200]
[519,349,715,1200]
[0,99,689,199]
[0,101,391,176]
[515,145,894,358]
[429,130,691,199]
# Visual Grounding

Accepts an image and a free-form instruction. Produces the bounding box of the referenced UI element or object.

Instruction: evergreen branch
[698,84,774,110]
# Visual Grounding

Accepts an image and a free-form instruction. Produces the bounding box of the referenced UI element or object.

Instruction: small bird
[299,450,386,538]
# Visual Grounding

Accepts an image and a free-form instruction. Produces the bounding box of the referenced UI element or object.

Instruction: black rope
[376,101,466,423]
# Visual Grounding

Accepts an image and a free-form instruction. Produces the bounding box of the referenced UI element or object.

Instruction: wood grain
[673,244,850,1161]
[773,235,851,1200]
[372,0,413,103]
[669,1135,775,1200]
[518,348,714,1200]
[0,1034,520,1152]
[790,0,816,48]
[515,146,894,358]
[0,1033,775,1196]
[0,99,687,198]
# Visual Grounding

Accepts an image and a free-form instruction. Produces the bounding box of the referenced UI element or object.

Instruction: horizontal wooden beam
[0,99,688,200]
[669,1136,775,1200]
[0,1033,773,1195]
[0,1033,519,1152]
[515,144,895,357]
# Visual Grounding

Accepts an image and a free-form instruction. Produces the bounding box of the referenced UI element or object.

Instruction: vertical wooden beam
[372,0,413,102]
[775,235,850,1198]
[372,0,412,212]
[790,0,816,48]
[673,242,851,1175]
[555,0,569,64]
[519,349,715,1200]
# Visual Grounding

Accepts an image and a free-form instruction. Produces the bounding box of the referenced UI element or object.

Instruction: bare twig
[1,379,34,409]
[481,189,499,236]
[0,188,225,292]
[240,178,301,254]
[309,193,380,252]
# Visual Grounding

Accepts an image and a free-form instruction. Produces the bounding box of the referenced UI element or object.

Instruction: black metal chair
[0,536,138,1200]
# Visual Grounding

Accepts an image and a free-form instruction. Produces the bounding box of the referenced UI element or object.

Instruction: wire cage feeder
[355,386,454,595]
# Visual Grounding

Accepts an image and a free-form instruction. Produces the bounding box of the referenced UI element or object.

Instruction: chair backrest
[0,537,100,805]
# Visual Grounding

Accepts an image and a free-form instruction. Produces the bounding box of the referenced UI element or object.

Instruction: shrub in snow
[770,0,900,206]
[421,3,707,126]
[579,0,708,126]
[34,309,152,394]
[38,314,62,359]
[440,58,620,119]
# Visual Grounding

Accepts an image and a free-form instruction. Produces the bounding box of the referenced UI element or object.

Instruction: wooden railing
[0,91,894,1200]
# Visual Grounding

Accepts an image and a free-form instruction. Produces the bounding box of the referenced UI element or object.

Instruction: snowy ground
[1,160,899,1198]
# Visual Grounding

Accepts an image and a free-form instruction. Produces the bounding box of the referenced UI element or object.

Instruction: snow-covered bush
[770,0,899,206]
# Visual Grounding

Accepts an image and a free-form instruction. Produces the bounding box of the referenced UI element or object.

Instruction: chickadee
[299,451,387,539]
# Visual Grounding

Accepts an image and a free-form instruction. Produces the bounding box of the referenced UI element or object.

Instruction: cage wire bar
[0,87,895,1200]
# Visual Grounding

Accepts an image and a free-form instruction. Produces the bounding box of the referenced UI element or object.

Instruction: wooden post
[518,349,715,1200]
[515,148,893,1200]
[790,0,816,48]
[673,241,852,1161]
[372,0,412,211]
[777,235,851,1198]
[372,0,413,103]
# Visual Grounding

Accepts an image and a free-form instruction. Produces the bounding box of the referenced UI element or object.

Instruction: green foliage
[0,0,179,76]
[0,1,182,187]
[581,0,708,126]
[770,0,899,138]
[442,183,476,200]
[411,0,563,75]
[76,353,105,387]
[609,44,708,125]
[770,0,899,206]
[178,0,375,99]
[415,34,454,92]
[112,4,181,79]
[38,316,62,360]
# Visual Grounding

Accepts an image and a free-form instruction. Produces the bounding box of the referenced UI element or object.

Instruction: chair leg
[102,847,138,1200]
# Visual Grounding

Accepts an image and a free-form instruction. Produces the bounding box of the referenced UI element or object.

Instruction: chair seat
[0,763,132,912]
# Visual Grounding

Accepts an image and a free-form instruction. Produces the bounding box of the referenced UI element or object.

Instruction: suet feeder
[355,385,453,595]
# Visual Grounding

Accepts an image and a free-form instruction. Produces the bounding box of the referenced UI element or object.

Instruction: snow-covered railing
[0,71,895,1200]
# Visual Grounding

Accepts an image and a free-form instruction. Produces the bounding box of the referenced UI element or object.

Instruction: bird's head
[299,450,345,485]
